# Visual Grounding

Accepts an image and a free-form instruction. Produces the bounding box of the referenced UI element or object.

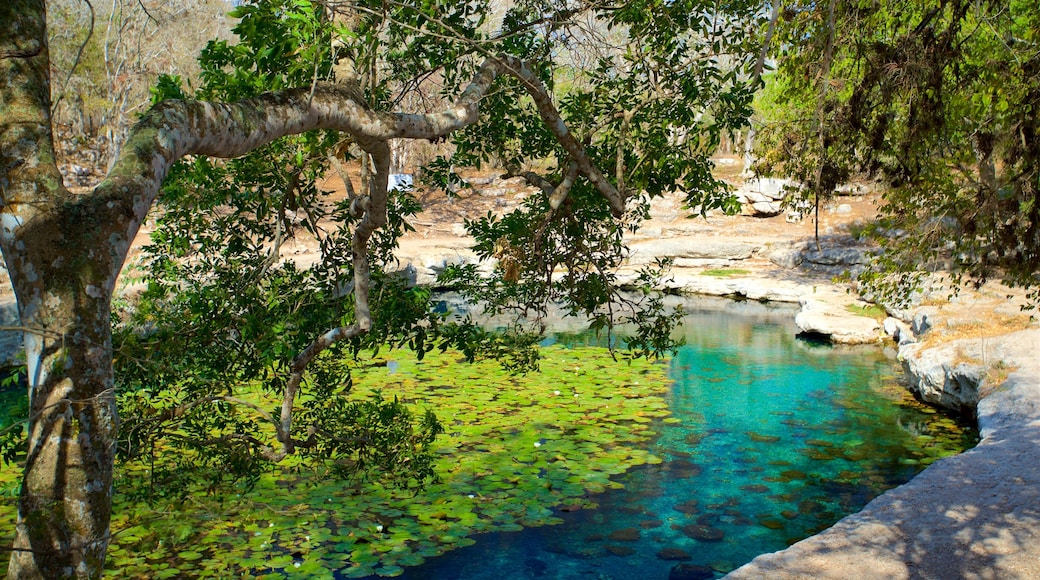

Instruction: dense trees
[755,0,1040,305]
[0,0,764,576]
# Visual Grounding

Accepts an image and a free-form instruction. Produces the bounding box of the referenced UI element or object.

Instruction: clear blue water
[361,298,976,579]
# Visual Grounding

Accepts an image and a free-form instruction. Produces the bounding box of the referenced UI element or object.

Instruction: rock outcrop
[765,239,870,275]
[733,177,792,216]
[793,299,884,344]
[898,338,990,416]
[627,239,759,266]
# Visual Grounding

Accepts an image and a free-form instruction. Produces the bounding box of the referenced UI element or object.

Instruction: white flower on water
[553,390,561,396]
[533,441,542,448]
[376,524,384,532]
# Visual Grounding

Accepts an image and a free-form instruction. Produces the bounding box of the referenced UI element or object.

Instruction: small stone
[780,469,808,480]
[657,548,692,561]
[608,527,641,542]
[639,519,664,529]
[673,500,700,514]
[795,500,821,515]
[606,545,636,557]
[739,484,769,493]
[759,518,786,530]
[681,524,725,542]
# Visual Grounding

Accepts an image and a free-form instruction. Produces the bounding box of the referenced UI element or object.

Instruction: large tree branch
[89,60,501,280]
[275,137,392,458]
[83,52,631,464]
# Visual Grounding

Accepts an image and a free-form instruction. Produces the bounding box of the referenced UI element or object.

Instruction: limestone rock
[883,317,916,345]
[737,177,794,201]
[751,201,783,216]
[795,300,883,344]
[628,239,758,265]
[912,309,937,335]
[661,273,807,303]
[764,243,804,269]
[800,246,866,268]
[392,248,491,287]
[899,338,987,414]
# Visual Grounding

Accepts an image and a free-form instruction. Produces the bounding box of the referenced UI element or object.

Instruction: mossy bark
[1,2,117,578]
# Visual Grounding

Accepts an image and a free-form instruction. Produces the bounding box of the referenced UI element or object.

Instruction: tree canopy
[7,0,1036,576]
[754,0,1040,305]
[0,0,765,576]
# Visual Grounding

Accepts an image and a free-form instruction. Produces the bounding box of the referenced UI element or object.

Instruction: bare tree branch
[494,55,627,216]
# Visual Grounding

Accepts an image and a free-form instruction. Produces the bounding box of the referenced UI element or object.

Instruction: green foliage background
[755,0,1040,306]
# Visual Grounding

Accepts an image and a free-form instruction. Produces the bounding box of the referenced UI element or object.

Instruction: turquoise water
[365,299,976,579]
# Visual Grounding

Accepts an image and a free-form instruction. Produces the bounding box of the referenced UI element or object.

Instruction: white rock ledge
[794,299,884,344]
[725,328,1040,580]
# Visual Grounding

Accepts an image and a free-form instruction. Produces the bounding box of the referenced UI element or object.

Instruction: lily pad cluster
[0,346,671,578]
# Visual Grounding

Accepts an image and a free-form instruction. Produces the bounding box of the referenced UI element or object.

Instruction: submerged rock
[681,524,725,542]
[605,545,636,557]
[657,547,693,561]
[607,527,641,542]
[747,431,781,443]
[674,499,700,514]
[669,563,716,580]
[759,518,786,530]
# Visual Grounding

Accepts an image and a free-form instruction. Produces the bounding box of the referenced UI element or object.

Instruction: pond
[376,297,977,579]
[0,297,975,578]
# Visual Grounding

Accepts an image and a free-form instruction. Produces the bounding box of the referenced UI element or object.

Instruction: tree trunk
[2,2,119,577]
[7,281,118,579]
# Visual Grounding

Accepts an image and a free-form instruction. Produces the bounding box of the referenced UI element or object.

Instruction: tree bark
[1,2,118,577]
